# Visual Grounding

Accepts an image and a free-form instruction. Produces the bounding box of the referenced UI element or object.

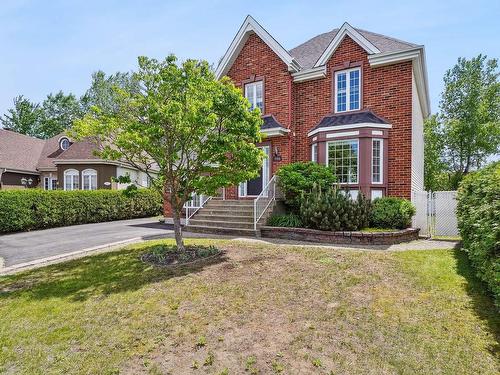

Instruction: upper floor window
[245,81,263,112]
[59,137,70,150]
[335,68,360,113]
[327,139,359,184]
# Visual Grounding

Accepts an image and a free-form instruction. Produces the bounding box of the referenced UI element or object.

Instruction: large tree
[423,114,446,191]
[72,55,264,251]
[80,70,139,115]
[39,91,82,138]
[439,55,500,188]
[0,95,44,137]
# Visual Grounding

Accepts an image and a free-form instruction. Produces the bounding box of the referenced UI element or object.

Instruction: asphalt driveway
[0,217,173,268]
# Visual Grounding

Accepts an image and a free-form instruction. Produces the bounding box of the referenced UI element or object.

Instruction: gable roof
[217,16,430,117]
[215,15,301,79]
[289,25,418,69]
[0,129,45,173]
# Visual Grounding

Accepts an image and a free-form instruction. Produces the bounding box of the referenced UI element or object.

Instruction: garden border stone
[260,226,420,245]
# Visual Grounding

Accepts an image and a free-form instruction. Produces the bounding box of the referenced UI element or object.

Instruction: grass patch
[0,239,498,374]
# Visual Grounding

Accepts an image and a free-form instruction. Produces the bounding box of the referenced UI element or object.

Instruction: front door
[239,145,270,197]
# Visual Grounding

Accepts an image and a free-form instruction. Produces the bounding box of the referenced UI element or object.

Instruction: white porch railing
[253,175,279,230]
[185,193,211,225]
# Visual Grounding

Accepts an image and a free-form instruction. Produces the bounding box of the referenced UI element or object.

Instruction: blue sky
[1,0,499,118]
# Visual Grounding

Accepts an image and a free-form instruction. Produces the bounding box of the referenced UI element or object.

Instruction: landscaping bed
[140,244,222,267]
[260,226,420,245]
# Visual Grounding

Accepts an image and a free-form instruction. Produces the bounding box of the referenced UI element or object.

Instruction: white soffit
[215,15,301,79]
[314,22,380,67]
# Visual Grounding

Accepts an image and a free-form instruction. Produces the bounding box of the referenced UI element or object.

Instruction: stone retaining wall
[260,226,420,245]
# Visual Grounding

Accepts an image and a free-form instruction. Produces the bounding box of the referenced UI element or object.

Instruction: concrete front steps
[186,199,269,236]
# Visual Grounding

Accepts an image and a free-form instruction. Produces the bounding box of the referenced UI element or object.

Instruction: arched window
[64,169,79,191]
[59,137,71,150]
[82,169,97,190]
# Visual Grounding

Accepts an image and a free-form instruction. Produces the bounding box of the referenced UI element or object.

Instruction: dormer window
[335,67,360,113]
[59,137,70,151]
[245,81,263,112]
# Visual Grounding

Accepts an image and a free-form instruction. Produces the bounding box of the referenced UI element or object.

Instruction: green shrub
[267,213,303,228]
[299,184,371,231]
[277,162,336,213]
[370,197,415,229]
[0,188,162,233]
[457,162,500,306]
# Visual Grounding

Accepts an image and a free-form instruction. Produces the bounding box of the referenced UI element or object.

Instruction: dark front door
[246,166,263,195]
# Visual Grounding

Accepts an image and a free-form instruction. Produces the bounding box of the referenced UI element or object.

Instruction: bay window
[327,139,359,184]
[372,139,383,183]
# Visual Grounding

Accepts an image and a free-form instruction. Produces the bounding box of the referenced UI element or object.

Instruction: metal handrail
[185,194,211,225]
[253,175,278,230]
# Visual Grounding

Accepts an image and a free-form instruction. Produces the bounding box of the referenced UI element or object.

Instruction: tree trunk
[171,208,185,252]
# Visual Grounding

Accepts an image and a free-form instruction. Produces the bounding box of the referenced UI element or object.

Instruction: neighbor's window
[328,139,359,184]
[372,138,383,183]
[43,177,57,190]
[311,143,318,163]
[245,81,263,112]
[59,137,70,150]
[64,169,79,191]
[82,169,97,190]
[335,68,360,112]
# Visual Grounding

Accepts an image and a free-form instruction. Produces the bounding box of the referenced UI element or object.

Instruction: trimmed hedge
[0,189,162,233]
[370,197,415,229]
[457,162,500,306]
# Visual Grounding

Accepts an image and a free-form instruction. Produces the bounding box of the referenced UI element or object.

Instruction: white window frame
[82,169,97,190]
[64,169,79,191]
[371,138,383,184]
[311,143,318,163]
[43,176,57,190]
[244,81,263,112]
[59,137,70,150]
[326,139,359,185]
[371,189,383,200]
[334,67,361,113]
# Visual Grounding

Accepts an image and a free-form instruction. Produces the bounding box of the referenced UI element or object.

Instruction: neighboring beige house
[0,128,154,190]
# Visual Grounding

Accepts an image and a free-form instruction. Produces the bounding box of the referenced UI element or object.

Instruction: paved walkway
[0,217,172,268]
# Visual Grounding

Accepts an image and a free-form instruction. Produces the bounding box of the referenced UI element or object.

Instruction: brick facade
[227,34,413,200]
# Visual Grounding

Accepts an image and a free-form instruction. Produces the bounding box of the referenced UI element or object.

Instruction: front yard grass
[0,239,498,374]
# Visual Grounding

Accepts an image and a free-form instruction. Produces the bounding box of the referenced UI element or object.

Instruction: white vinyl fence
[412,190,459,237]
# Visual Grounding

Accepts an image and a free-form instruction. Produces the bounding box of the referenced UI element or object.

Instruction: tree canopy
[424,54,500,190]
[72,55,264,250]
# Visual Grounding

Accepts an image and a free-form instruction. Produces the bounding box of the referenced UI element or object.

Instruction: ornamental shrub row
[457,162,500,306]
[299,184,371,231]
[370,196,416,229]
[0,188,162,233]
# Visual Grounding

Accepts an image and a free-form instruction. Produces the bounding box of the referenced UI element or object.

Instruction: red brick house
[171,15,429,234]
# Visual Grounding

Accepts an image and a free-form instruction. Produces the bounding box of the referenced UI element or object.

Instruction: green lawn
[0,239,498,374]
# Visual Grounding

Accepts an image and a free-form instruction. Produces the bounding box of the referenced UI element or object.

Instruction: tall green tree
[80,70,139,115]
[0,95,44,137]
[72,55,264,251]
[439,54,500,188]
[39,91,82,138]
